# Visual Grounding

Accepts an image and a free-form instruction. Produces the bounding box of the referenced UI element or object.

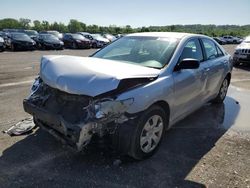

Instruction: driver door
[172,38,210,121]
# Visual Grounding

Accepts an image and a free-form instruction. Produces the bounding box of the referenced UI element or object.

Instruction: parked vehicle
[221,36,242,44]
[40,31,63,40]
[233,36,250,66]
[77,32,96,47]
[23,30,39,40]
[63,33,91,49]
[0,36,5,51]
[0,31,8,46]
[116,34,125,38]
[91,34,109,48]
[36,34,64,50]
[213,37,226,45]
[6,32,36,51]
[103,33,117,42]
[2,28,22,33]
[233,37,244,44]
[221,36,235,44]
[23,32,232,160]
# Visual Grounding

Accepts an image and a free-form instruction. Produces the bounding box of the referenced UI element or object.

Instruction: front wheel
[113,105,168,160]
[72,42,77,49]
[212,78,229,104]
[11,43,15,51]
[233,61,240,67]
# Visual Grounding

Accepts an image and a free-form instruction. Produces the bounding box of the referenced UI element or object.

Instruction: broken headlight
[94,98,134,119]
[29,77,42,96]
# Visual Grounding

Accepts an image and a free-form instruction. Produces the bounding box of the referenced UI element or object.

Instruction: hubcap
[140,115,164,153]
[220,79,228,99]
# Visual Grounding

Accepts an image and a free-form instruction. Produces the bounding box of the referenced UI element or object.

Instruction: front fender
[116,75,174,114]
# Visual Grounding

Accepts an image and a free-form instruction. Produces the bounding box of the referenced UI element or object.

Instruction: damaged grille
[30,83,92,124]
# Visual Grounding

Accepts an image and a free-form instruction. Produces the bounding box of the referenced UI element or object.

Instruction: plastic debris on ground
[3,118,37,136]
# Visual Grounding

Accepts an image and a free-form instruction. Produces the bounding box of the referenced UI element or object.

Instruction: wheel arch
[150,100,170,128]
[226,72,231,84]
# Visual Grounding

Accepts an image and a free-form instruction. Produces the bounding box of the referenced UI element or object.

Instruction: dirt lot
[0,45,249,188]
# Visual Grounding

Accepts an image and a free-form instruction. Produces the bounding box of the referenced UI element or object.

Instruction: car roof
[127,32,201,39]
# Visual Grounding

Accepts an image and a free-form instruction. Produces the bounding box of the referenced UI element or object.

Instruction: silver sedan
[24,32,232,160]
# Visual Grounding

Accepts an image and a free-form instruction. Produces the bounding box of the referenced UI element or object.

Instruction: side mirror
[174,58,200,71]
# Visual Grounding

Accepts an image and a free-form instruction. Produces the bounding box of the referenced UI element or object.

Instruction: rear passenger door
[200,38,227,98]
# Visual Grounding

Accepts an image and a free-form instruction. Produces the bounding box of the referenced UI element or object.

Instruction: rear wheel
[212,78,229,104]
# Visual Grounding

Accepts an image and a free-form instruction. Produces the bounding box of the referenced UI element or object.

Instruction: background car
[221,36,235,44]
[40,30,63,40]
[102,33,117,42]
[23,30,39,40]
[35,34,64,50]
[0,31,8,47]
[77,32,96,47]
[62,33,91,49]
[233,36,250,66]
[0,36,5,51]
[213,37,226,45]
[90,34,110,48]
[6,32,36,51]
[221,35,242,44]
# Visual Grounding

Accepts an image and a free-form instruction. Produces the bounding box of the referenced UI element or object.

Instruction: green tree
[68,19,82,33]
[0,18,21,30]
[33,20,43,31]
[19,18,31,29]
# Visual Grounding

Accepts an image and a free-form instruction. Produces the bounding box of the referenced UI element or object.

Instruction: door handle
[204,68,210,72]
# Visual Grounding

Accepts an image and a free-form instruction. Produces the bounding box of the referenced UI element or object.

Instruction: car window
[180,39,203,62]
[216,45,224,57]
[201,38,218,60]
[64,35,71,39]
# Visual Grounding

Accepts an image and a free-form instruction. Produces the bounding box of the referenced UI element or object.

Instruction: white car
[233,36,250,66]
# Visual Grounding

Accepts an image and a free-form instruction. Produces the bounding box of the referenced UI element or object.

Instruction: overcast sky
[0,0,249,27]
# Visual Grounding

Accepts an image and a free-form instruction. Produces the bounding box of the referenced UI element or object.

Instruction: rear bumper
[23,99,87,149]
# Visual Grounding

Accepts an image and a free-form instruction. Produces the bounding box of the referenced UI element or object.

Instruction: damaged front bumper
[23,80,134,151]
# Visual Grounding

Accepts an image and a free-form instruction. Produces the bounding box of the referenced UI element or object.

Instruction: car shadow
[234,63,250,71]
[0,96,240,188]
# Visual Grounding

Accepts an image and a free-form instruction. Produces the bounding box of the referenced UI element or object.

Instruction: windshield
[41,34,58,40]
[12,33,31,40]
[93,36,179,69]
[72,34,85,40]
[92,34,103,40]
[25,30,38,36]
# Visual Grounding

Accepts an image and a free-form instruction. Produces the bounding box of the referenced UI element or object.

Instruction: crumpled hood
[40,55,160,97]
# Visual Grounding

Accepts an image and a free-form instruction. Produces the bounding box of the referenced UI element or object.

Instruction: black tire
[92,43,97,48]
[212,77,229,104]
[72,42,77,49]
[233,61,240,67]
[11,43,15,51]
[113,105,168,160]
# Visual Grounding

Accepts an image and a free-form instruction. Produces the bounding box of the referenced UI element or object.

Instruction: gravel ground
[0,45,249,188]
